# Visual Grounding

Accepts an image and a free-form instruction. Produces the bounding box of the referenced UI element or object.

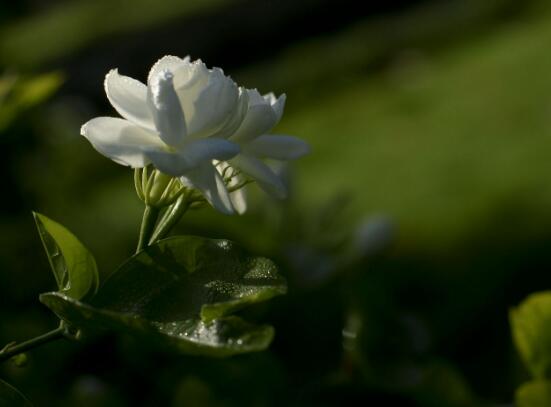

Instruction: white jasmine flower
[81,55,308,216]
[80,56,247,178]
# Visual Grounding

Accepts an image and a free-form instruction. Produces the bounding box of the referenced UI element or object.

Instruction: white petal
[231,104,277,143]
[145,150,191,176]
[181,162,234,215]
[248,89,265,105]
[184,138,240,164]
[147,55,190,86]
[173,60,210,117]
[81,117,163,168]
[173,58,209,90]
[211,86,249,139]
[231,155,286,199]
[186,68,239,136]
[104,69,154,130]
[263,92,277,105]
[270,93,286,124]
[244,135,310,160]
[146,138,239,176]
[147,70,187,147]
[262,92,286,123]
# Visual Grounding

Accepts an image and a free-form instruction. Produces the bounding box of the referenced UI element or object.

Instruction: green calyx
[134,166,185,208]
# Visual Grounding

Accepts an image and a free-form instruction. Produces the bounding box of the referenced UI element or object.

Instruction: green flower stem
[136,205,160,253]
[148,194,190,245]
[0,327,65,363]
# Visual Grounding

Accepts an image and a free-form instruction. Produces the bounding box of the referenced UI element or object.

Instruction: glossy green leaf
[93,236,286,322]
[39,236,285,356]
[510,291,551,379]
[33,212,99,301]
[0,379,32,407]
[516,380,551,407]
[40,292,274,356]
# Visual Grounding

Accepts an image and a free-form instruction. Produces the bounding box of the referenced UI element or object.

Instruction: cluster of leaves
[33,212,286,356]
[1,213,286,405]
[510,291,551,406]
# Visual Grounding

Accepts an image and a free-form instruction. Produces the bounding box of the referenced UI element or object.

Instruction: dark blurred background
[2,0,551,405]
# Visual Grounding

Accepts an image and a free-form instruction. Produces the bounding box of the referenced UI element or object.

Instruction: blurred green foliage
[516,380,551,407]
[1,0,551,405]
[0,72,62,131]
[511,292,551,406]
[0,0,233,69]
[280,1,551,251]
[511,291,551,380]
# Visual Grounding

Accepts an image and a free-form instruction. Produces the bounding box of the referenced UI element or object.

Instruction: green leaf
[33,212,99,301]
[510,291,551,379]
[39,236,285,356]
[40,292,274,357]
[516,380,551,407]
[0,379,32,407]
[93,236,286,322]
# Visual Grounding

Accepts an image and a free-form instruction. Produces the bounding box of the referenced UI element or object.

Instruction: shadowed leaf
[34,212,99,301]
